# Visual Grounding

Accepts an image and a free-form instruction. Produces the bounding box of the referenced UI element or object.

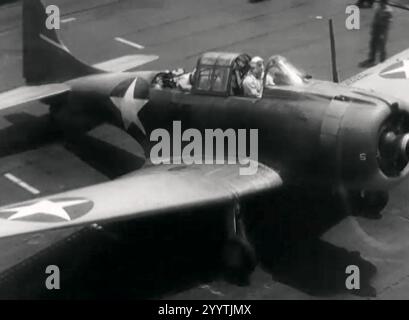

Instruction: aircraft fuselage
[59,72,409,195]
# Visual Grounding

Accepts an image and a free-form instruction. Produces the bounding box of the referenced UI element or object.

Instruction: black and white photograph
[0,0,409,305]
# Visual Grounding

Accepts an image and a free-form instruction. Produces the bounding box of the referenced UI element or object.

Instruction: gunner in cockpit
[176,68,196,91]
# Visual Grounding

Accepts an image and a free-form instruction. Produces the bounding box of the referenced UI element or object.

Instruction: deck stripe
[61,17,77,23]
[4,173,40,195]
[115,37,145,50]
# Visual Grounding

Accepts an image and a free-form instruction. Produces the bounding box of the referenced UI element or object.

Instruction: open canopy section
[264,55,305,87]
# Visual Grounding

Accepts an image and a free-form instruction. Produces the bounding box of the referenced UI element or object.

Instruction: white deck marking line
[115,37,145,50]
[4,173,40,195]
[61,17,76,23]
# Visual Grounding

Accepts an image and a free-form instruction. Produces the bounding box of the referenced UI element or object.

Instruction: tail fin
[23,0,103,84]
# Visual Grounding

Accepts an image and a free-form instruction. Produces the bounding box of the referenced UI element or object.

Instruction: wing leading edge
[0,162,282,239]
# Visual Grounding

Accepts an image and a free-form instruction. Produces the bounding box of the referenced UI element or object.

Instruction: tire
[353,191,389,219]
[358,191,388,212]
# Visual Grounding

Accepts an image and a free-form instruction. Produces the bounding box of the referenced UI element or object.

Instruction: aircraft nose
[377,105,409,176]
[400,133,409,160]
[380,131,409,161]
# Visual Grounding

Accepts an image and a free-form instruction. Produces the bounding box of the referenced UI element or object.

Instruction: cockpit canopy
[264,55,305,87]
[192,52,251,96]
[151,52,307,97]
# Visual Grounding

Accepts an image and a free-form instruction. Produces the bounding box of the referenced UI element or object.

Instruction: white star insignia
[0,199,89,221]
[382,59,409,79]
[110,78,148,134]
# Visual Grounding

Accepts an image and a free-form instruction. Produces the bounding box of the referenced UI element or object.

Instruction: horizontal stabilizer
[0,84,70,111]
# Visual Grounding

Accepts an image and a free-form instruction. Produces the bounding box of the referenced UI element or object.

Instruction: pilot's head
[250,56,264,79]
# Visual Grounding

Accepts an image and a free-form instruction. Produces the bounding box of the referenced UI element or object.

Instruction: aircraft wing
[0,162,282,239]
[342,48,409,102]
[0,83,70,112]
[93,54,159,72]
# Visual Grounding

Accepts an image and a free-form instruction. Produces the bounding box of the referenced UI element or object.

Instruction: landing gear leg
[353,191,389,220]
[221,202,257,285]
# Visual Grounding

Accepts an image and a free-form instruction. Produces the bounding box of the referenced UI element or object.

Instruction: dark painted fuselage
[60,71,409,194]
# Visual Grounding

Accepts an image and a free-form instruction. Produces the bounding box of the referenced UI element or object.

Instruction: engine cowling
[346,102,409,191]
[321,95,409,192]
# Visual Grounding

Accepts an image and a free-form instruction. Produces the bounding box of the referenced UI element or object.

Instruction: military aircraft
[1,0,409,279]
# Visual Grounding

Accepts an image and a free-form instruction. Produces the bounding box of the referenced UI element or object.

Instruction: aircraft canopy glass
[264,55,305,87]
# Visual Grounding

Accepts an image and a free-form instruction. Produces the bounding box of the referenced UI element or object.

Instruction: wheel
[354,191,389,219]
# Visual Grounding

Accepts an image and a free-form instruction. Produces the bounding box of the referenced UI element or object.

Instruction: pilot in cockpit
[231,55,249,95]
[243,56,264,98]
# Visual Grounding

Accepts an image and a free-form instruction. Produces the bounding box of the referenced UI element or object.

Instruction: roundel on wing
[111,77,150,99]
[379,60,409,79]
[0,197,94,223]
